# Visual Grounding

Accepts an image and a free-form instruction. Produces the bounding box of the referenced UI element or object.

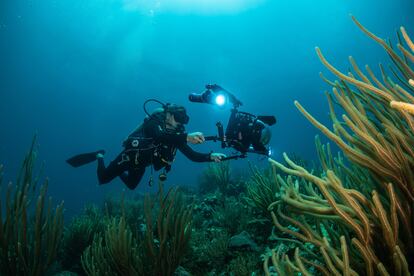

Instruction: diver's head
[165,104,189,129]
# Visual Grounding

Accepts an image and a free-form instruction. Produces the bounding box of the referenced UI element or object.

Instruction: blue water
[1,0,413,217]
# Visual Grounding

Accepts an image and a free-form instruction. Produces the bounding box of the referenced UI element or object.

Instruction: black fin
[66,150,105,167]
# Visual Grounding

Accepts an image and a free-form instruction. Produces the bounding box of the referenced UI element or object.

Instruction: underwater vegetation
[61,204,104,273]
[80,183,192,276]
[262,16,414,275]
[199,161,232,194]
[0,140,265,275]
[0,138,64,276]
[198,161,246,196]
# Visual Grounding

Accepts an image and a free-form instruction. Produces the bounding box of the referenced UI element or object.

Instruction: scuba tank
[122,108,165,150]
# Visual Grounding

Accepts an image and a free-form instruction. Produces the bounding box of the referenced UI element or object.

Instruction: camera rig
[189,84,276,161]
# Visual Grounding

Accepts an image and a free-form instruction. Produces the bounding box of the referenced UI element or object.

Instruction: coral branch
[390,100,414,114]
[0,138,64,276]
[261,16,414,276]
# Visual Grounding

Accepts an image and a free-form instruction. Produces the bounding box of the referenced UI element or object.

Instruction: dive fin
[66,150,105,167]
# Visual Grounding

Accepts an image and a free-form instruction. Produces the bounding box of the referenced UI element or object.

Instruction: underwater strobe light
[215,94,226,106]
[188,84,241,107]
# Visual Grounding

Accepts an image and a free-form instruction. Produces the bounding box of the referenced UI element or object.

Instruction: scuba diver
[67,102,227,190]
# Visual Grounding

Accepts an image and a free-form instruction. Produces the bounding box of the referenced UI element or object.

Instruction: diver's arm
[177,143,211,162]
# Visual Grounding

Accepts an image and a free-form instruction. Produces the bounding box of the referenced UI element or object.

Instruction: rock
[228,231,259,251]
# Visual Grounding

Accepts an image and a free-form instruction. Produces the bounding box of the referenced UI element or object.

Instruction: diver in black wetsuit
[67,103,226,190]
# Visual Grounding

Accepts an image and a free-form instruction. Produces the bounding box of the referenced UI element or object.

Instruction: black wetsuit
[97,114,211,190]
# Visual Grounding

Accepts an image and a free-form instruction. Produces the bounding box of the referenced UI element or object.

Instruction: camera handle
[203,122,247,161]
[204,122,226,148]
[221,154,247,161]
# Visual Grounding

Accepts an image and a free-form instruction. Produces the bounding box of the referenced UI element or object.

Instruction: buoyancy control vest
[122,109,180,170]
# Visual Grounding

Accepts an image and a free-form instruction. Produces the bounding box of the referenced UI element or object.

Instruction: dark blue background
[1,0,413,217]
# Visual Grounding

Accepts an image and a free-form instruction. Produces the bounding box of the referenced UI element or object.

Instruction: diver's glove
[210,152,227,162]
[187,132,205,144]
[96,150,105,159]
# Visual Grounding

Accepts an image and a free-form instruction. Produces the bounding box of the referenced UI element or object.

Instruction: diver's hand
[187,132,205,144]
[210,152,227,162]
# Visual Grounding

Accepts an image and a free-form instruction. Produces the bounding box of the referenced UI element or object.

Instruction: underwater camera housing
[189,84,276,160]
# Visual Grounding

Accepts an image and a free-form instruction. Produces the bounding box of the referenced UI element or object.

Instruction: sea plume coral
[267,154,409,275]
[391,79,414,114]
[81,183,192,276]
[81,216,144,276]
[0,138,64,276]
[199,161,232,194]
[263,17,414,275]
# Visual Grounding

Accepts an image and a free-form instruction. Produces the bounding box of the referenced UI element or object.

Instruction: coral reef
[226,252,261,276]
[104,194,145,232]
[198,161,245,196]
[80,183,192,276]
[0,138,64,276]
[176,164,267,275]
[45,159,267,275]
[212,196,252,236]
[199,161,232,194]
[60,204,104,273]
[263,17,414,275]
[81,216,144,275]
[246,165,282,215]
[143,184,192,275]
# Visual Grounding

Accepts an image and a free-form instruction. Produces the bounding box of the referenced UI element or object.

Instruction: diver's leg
[97,153,128,185]
[119,166,146,190]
